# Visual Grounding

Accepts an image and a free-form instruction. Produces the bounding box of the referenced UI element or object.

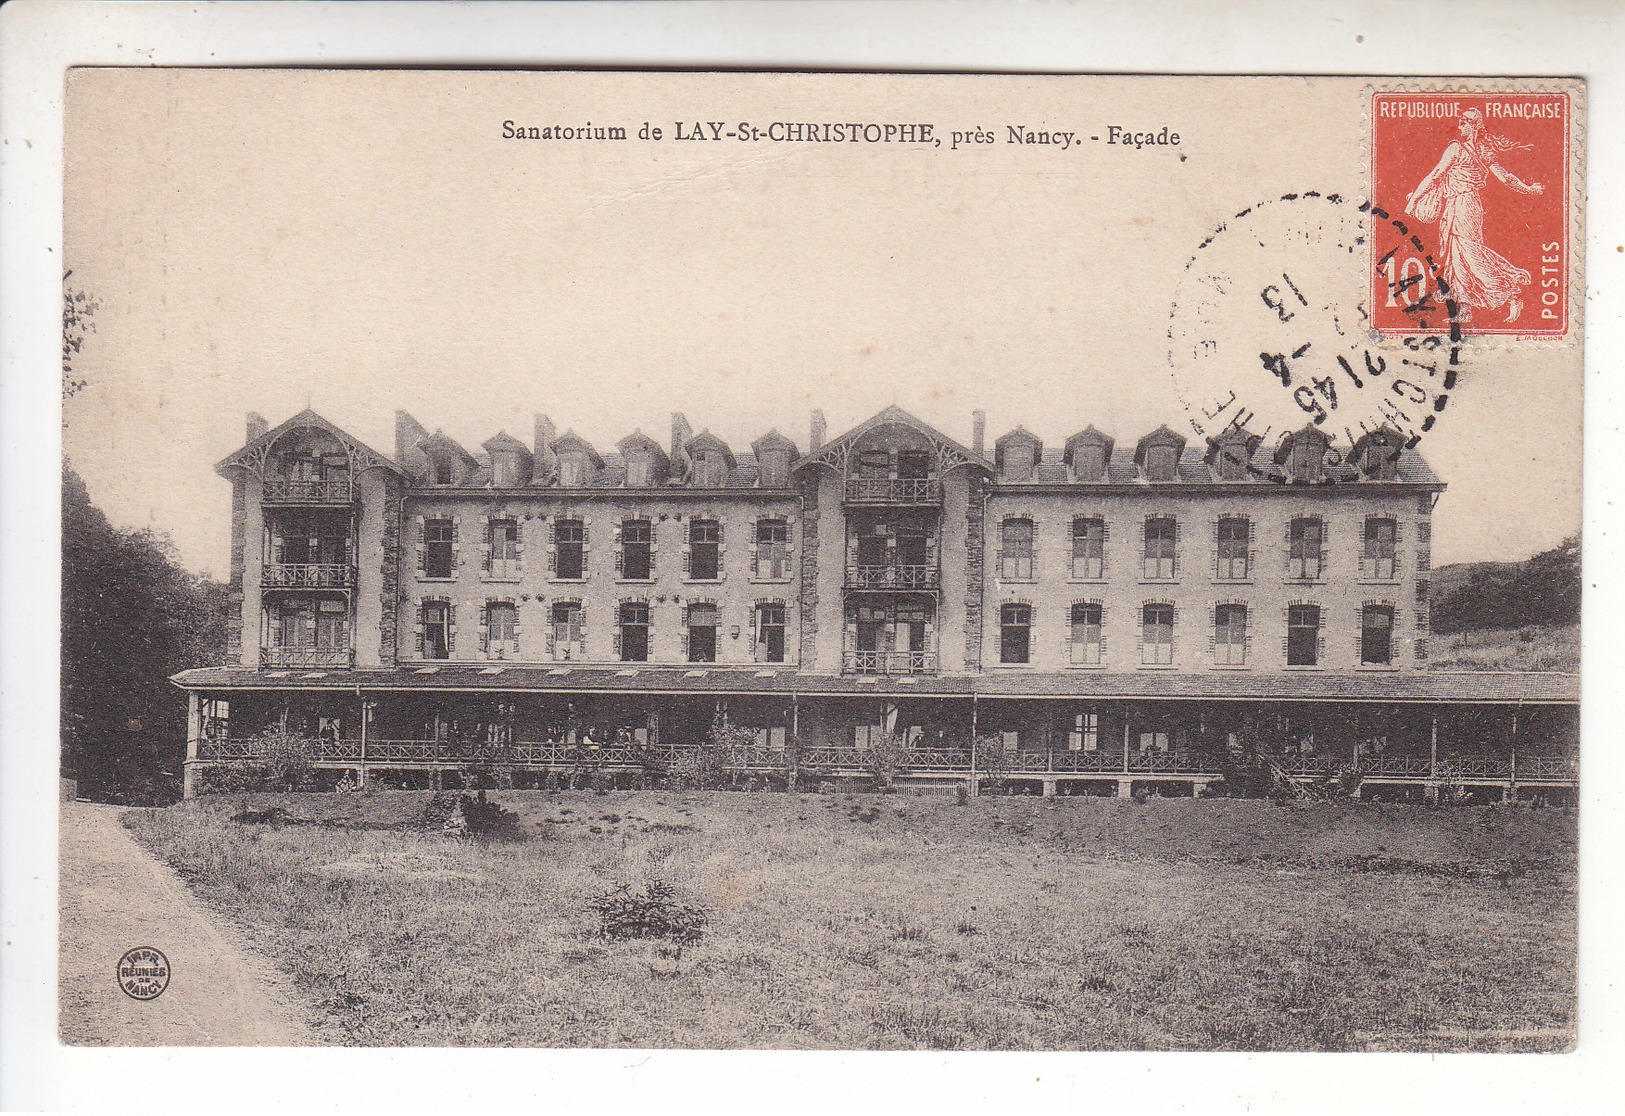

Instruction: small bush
[587,879,708,944]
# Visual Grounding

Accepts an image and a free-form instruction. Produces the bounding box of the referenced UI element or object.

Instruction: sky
[61,69,1583,578]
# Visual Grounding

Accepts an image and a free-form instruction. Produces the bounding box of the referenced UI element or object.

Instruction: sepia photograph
[48,66,1588,1057]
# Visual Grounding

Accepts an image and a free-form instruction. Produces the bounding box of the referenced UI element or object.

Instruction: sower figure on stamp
[1405,107,1544,324]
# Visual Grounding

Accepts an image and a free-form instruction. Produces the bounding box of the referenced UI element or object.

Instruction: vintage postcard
[57,69,1584,1054]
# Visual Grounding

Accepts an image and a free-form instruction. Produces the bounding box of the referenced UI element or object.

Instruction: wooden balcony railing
[259,646,355,669]
[843,650,937,675]
[263,563,357,589]
[844,477,942,505]
[845,564,939,591]
[262,478,355,505]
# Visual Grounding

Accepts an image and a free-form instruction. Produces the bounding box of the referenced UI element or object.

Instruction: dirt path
[58,802,317,1046]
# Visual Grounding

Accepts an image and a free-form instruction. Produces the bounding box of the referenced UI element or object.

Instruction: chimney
[246,412,268,443]
[972,410,986,456]
[670,411,693,458]
[533,413,556,457]
[810,409,827,452]
[395,409,430,472]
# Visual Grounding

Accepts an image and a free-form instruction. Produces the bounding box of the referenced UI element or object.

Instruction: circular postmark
[1168,191,1463,470]
[117,946,170,1001]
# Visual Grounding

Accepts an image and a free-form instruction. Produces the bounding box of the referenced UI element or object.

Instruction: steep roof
[215,409,404,478]
[795,405,993,474]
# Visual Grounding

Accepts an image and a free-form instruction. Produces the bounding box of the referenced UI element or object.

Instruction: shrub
[256,725,320,791]
[587,879,708,944]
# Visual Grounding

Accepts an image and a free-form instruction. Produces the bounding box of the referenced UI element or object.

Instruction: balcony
[259,646,355,669]
[262,478,355,505]
[845,564,939,592]
[843,649,937,676]
[844,477,942,505]
[263,563,357,590]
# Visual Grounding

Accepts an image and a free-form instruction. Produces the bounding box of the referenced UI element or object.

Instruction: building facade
[174,406,1578,799]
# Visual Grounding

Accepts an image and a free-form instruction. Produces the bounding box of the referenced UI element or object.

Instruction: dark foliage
[587,879,709,944]
[61,462,229,803]
[1430,536,1580,634]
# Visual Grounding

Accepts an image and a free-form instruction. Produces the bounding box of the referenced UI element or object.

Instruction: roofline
[170,670,1575,704]
[983,481,1448,495]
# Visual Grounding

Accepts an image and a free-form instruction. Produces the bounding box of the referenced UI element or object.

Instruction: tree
[62,271,98,403]
[62,462,229,803]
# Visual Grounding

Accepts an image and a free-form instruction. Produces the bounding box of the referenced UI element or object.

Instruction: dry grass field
[122,790,1576,1051]
[1430,624,1580,673]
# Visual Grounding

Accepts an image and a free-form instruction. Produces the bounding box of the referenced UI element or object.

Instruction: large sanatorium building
[172,406,1578,799]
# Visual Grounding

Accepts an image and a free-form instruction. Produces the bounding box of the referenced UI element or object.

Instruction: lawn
[122,790,1576,1051]
[1430,623,1579,672]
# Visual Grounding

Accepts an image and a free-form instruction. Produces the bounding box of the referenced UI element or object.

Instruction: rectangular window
[1143,517,1176,580]
[897,451,930,480]
[755,726,788,751]
[687,603,719,663]
[689,519,721,580]
[1142,603,1174,665]
[620,519,652,580]
[559,455,585,487]
[1289,517,1324,579]
[1362,518,1397,580]
[1071,517,1104,579]
[488,519,519,579]
[315,599,348,650]
[999,603,1032,664]
[694,452,726,488]
[554,519,584,580]
[1146,445,1179,482]
[1074,444,1107,482]
[1361,605,1394,665]
[618,601,649,662]
[1215,603,1248,665]
[424,518,454,579]
[422,601,450,660]
[755,519,790,579]
[1000,519,1035,580]
[1003,445,1035,483]
[758,451,789,488]
[1139,731,1171,753]
[492,455,519,488]
[486,602,517,659]
[1216,517,1250,579]
[1287,604,1321,666]
[756,603,787,663]
[855,530,887,568]
[625,454,651,488]
[1070,602,1102,665]
[896,526,928,569]
[858,450,891,479]
[1068,711,1100,752]
[550,602,583,661]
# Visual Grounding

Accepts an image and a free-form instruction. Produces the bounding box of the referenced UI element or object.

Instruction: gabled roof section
[482,431,532,459]
[1133,424,1187,464]
[794,405,993,475]
[685,430,737,468]
[550,431,604,468]
[215,408,403,478]
[1349,426,1408,478]
[751,429,798,459]
[993,426,1043,465]
[617,430,670,469]
[1062,425,1114,464]
[1205,426,1263,474]
[1273,423,1332,465]
[419,430,479,471]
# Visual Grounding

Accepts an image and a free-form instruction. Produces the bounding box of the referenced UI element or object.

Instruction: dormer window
[431,457,455,486]
[491,453,519,488]
[559,454,585,487]
[1073,444,1106,482]
[1004,444,1035,482]
[1214,439,1252,481]
[1146,445,1179,482]
[758,450,788,488]
[1290,439,1322,483]
[694,451,726,488]
[625,453,652,488]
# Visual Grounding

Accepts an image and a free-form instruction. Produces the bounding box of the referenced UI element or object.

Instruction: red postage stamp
[1371,89,1571,337]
